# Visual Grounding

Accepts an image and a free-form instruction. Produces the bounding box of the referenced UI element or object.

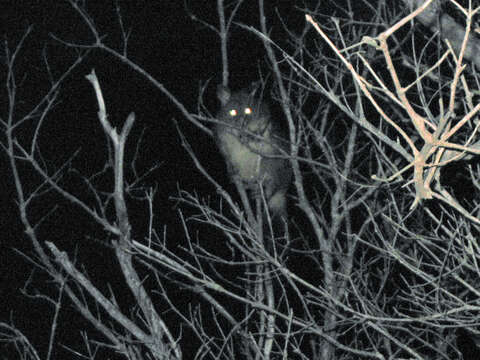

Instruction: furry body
[215,84,291,221]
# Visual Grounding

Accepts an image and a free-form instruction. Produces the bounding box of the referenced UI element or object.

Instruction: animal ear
[217,85,231,105]
[247,81,261,97]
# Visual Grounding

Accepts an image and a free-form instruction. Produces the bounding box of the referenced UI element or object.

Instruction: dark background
[3,1,472,359]
[0,1,310,358]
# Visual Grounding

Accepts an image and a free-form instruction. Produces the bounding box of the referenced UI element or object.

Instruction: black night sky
[1,1,480,359]
[1,1,308,358]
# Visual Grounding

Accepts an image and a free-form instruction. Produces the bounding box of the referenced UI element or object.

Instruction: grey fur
[215,84,291,220]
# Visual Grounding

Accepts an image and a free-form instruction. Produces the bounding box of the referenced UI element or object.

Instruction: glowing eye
[229,109,237,116]
[244,107,252,115]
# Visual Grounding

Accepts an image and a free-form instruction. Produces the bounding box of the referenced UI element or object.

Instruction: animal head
[216,83,271,133]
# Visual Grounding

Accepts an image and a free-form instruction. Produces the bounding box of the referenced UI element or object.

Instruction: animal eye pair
[228,107,252,117]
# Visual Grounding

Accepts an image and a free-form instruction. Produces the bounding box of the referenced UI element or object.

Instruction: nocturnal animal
[214,83,292,233]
